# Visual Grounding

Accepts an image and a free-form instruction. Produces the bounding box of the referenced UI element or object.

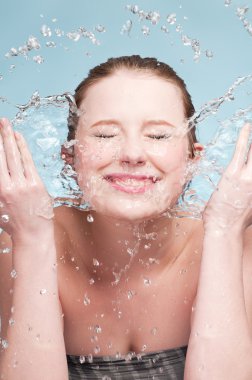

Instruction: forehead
[79,70,185,124]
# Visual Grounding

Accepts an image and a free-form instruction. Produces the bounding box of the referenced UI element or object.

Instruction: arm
[185,123,252,380]
[0,118,68,380]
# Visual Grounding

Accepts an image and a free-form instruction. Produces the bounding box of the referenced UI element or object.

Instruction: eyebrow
[89,119,175,128]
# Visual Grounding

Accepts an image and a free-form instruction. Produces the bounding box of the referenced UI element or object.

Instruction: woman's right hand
[0,118,54,242]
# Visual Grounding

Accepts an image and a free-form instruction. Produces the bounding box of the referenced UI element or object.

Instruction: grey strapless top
[67,345,187,379]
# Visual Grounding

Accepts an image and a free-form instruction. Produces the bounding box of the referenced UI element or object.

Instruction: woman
[0,55,252,380]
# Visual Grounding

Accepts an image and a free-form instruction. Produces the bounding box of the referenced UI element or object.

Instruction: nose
[119,136,146,166]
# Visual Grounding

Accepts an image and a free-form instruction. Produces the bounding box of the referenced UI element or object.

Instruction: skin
[0,70,252,380]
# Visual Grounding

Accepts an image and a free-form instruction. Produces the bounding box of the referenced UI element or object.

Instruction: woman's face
[74,70,197,221]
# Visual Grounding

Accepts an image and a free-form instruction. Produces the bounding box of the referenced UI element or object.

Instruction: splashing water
[0,71,249,220]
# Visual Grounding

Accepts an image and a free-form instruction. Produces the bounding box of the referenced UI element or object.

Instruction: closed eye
[95,134,116,138]
[148,134,172,140]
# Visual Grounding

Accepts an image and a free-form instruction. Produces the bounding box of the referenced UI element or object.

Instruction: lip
[103,173,160,194]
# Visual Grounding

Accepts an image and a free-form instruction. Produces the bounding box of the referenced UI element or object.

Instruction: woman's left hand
[203,122,252,234]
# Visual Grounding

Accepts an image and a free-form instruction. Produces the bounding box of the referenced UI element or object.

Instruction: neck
[80,212,184,285]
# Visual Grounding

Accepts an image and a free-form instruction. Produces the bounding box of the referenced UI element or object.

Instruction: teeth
[114,178,151,187]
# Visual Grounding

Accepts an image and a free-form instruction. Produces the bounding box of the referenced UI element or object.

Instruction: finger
[14,132,41,182]
[228,123,251,172]
[0,118,25,181]
[0,131,11,185]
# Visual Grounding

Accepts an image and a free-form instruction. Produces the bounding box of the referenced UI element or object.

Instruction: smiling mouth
[104,174,160,194]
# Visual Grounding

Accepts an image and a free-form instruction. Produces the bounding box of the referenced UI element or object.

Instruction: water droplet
[94,346,100,354]
[40,289,47,295]
[206,50,214,59]
[27,36,41,50]
[0,75,3,80]
[143,277,151,286]
[87,354,93,363]
[93,258,100,266]
[87,214,94,223]
[40,24,52,37]
[9,318,15,326]
[33,55,44,64]
[52,18,57,23]
[0,247,11,254]
[102,376,112,380]
[94,325,102,334]
[1,214,9,223]
[121,20,132,35]
[67,31,81,41]
[151,327,158,335]
[167,13,176,25]
[79,355,85,364]
[179,268,187,275]
[84,293,91,306]
[55,28,64,37]
[141,344,147,351]
[224,0,232,6]
[89,278,95,285]
[161,25,169,33]
[127,289,136,299]
[1,339,8,349]
[46,41,56,48]
[10,269,17,279]
[95,24,106,33]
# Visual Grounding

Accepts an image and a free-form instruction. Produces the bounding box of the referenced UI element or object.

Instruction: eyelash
[94,134,172,140]
[95,134,116,138]
[148,134,172,140]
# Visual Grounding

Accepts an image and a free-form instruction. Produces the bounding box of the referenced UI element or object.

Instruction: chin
[90,197,173,223]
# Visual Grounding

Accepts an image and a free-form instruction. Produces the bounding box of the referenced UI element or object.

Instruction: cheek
[74,140,114,171]
[149,139,188,174]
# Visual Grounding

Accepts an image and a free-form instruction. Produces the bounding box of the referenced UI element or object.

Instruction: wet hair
[67,55,198,156]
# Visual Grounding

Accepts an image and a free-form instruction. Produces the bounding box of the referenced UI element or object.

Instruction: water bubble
[67,31,81,41]
[151,327,158,335]
[143,277,151,286]
[161,25,169,33]
[40,288,47,295]
[1,214,10,223]
[94,325,102,334]
[40,25,52,37]
[236,6,249,18]
[10,269,17,279]
[1,339,8,349]
[87,354,93,363]
[94,346,100,354]
[55,28,64,37]
[121,20,133,35]
[102,376,112,380]
[127,289,136,299]
[33,55,44,64]
[206,50,214,59]
[141,25,150,36]
[87,214,94,223]
[0,247,11,254]
[9,318,15,326]
[46,41,56,48]
[89,278,95,285]
[84,293,91,306]
[93,258,100,266]
[52,18,57,23]
[167,13,176,25]
[79,356,85,364]
[224,0,232,6]
[95,24,106,33]
[27,36,41,50]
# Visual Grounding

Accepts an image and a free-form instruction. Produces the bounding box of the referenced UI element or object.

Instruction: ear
[192,142,204,161]
[61,145,74,165]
